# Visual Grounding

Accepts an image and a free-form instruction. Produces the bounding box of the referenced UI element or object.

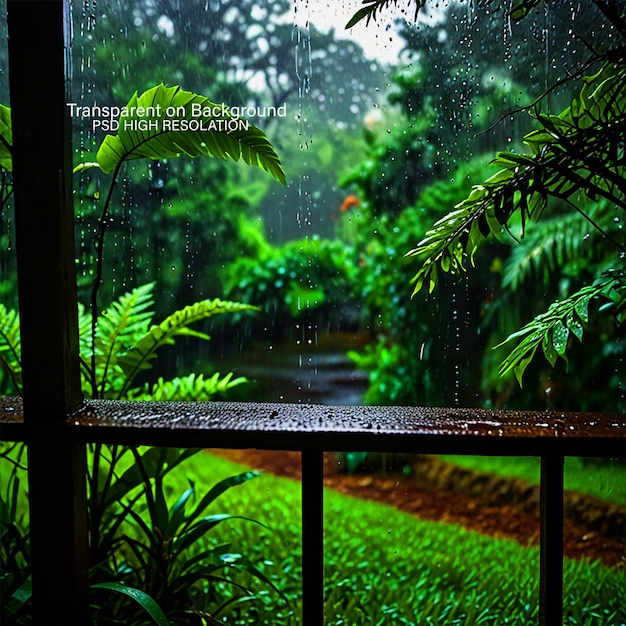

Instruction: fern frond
[116,299,259,399]
[126,372,249,402]
[0,304,22,393]
[345,0,425,28]
[408,62,626,295]
[497,270,626,385]
[501,201,623,290]
[0,104,12,173]
[91,283,155,397]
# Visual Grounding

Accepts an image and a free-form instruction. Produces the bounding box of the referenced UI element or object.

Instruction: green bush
[222,236,360,338]
[344,158,500,406]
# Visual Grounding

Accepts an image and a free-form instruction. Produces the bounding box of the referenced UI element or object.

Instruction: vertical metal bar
[539,454,564,626]
[7,1,88,624]
[302,449,324,626]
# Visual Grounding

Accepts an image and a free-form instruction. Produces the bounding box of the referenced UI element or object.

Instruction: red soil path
[209,449,625,570]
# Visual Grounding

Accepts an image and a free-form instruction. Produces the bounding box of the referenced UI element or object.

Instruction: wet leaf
[567,313,584,341]
[0,104,12,172]
[551,320,569,356]
[96,84,285,184]
[542,334,558,367]
[574,294,591,324]
[91,582,169,626]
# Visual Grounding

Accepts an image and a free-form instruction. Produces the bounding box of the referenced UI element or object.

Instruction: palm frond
[95,84,285,185]
[501,201,623,290]
[408,62,626,295]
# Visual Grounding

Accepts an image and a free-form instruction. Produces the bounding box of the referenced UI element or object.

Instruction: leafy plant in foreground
[349,0,625,388]
[74,83,285,381]
[0,81,286,623]
[497,270,625,385]
[0,443,29,625]
[0,443,277,625]
[1,282,254,401]
[89,448,277,625]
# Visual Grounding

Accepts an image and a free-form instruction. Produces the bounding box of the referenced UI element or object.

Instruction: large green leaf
[183,470,260,530]
[0,104,11,172]
[91,582,169,626]
[96,84,285,184]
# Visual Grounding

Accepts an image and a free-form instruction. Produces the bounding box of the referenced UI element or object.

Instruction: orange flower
[339,194,359,213]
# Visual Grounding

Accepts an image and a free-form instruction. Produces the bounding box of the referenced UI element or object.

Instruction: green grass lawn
[1,446,623,625]
[183,451,624,625]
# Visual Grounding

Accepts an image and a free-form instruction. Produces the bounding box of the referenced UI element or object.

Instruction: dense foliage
[3,447,624,625]
[340,0,625,410]
[1,0,624,623]
[3,0,621,409]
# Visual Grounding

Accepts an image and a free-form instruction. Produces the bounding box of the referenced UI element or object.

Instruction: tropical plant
[87,446,278,625]
[0,81,287,623]
[0,443,29,625]
[349,0,626,391]
[1,83,285,395]
[0,283,276,624]
[408,61,625,293]
[0,303,20,395]
[409,59,626,386]
[0,282,254,401]
[343,157,499,406]
[0,103,15,309]
[72,83,284,375]
[0,442,279,625]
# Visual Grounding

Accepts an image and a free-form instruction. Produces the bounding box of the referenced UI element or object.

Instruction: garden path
[209,449,625,570]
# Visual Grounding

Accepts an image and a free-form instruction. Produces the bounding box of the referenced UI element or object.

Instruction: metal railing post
[539,454,564,626]
[302,449,325,625]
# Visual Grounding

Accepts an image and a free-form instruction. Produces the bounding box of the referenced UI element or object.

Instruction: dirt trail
[208,449,625,570]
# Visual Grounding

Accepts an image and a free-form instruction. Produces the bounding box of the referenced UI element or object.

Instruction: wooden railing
[2,397,624,625]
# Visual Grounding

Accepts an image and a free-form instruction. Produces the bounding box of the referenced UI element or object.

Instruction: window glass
[70,0,388,405]
[69,0,624,413]
[67,3,623,622]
